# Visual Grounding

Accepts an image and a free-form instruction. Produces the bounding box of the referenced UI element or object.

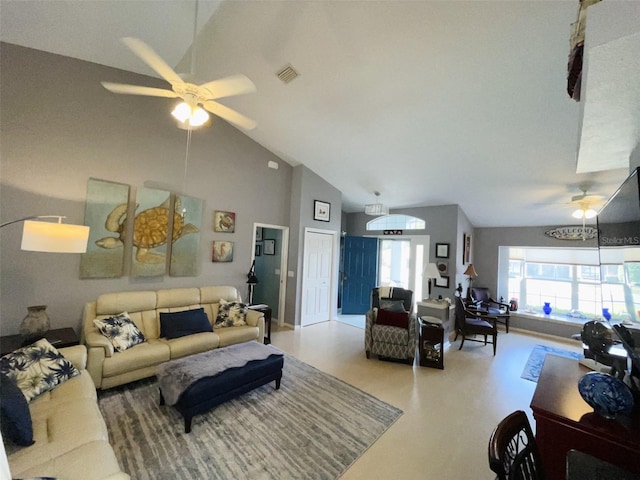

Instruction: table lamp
[423,262,441,299]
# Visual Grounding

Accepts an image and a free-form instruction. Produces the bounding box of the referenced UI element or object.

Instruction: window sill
[512,310,596,327]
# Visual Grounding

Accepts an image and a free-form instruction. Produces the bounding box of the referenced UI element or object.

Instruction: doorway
[252,223,289,327]
[301,228,337,326]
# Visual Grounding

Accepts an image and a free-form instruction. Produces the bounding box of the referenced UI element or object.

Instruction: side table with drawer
[0,327,79,356]
[418,317,444,369]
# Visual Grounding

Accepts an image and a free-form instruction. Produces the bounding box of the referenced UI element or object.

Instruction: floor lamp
[463,264,478,302]
[246,260,259,305]
[0,216,90,253]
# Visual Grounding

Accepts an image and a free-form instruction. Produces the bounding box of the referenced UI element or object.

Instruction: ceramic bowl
[578,371,634,419]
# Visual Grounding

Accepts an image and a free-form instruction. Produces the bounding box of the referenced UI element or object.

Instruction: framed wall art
[214,210,235,233]
[256,226,263,241]
[255,244,262,256]
[436,261,448,276]
[170,194,202,277]
[264,239,275,255]
[212,241,234,262]
[435,243,449,259]
[435,275,450,288]
[463,233,472,265]
[131,187,172,277]
[314,200,330,222]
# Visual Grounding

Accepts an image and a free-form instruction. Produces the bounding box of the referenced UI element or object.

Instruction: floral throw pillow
[215,299,248,328]
[93,312,146,352]
[0,338,80,402]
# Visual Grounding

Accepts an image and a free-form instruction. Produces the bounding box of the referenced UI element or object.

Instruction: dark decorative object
[581,320,614,356]
[246,260,259,305]
[578,372,634,419]
[20,305,50,342]
[602,308,612,321]
[542,302,552,315]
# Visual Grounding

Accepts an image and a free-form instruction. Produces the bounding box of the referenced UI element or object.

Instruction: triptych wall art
[80,178,203,278]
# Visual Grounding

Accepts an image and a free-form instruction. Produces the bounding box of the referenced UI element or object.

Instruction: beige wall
[0,43,294,334]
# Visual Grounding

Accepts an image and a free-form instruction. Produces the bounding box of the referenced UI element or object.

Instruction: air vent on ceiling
[276,64,299,84]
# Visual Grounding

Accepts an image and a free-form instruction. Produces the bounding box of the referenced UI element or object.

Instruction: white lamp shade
[172,102,210,127]
[21,220,90,253]
[423,262,441,279]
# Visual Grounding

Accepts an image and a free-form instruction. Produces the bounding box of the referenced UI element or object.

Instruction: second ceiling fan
[101,37,257,130]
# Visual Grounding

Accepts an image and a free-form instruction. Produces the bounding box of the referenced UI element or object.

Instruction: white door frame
[301,227,339,326]
[252,223,289,327]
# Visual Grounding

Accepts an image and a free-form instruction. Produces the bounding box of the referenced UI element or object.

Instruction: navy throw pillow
[160,308,213,339]
[0,373,34,446]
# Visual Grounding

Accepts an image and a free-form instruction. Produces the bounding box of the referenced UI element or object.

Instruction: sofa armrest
[58,345,87,370]
[103,473,131,480]
[245,310,265,343]
[85,331,115,357]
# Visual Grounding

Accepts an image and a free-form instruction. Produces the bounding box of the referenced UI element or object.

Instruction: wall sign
[384,230,403,235]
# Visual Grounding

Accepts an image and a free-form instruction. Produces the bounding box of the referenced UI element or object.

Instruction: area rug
[98,354,402,480]
[521,344,583,383]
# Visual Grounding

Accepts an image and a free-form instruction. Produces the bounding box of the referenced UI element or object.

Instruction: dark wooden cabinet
[531,355,640,479]
[418,317,444,369]
[0,327,79,356]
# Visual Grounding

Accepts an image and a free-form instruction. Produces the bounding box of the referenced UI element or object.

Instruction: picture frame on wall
[314,200,331,222]
[264,239,276,255]
[435,275,450,288]
[435,243,449,258]
[256,227,263,241]
[436,261,448,276]
[212,241,234,262]
[213,211,235,233]
[463,233,472,264]
[255,244,262,256]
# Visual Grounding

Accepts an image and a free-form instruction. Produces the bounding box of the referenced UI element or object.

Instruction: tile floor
[270,320,582,480]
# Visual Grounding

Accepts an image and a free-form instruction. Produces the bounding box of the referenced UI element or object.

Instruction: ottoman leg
[159,390,165,406]
[185,416,193,434]
[275,376,281,389]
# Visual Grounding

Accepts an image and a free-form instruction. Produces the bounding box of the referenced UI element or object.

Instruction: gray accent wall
[0,43,294,334]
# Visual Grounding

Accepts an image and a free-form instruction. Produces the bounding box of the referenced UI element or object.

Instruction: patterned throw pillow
[0,338,80,402]
[215,299,248,328]
[379,299,406,312]
[93,312,146,352]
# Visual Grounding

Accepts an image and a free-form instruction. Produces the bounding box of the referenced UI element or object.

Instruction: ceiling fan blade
[202,101,257,130]
[199,75,257,100]
[121,37,183,86]
[101,82,179,98]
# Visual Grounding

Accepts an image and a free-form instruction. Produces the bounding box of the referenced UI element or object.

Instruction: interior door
[301,231,333,326]
[341,236,378,314]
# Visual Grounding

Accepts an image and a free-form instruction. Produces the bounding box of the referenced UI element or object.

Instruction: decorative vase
[19,305,50,343]
[578,372,634,419]
[602,308,612,321]
[542,302,552,315]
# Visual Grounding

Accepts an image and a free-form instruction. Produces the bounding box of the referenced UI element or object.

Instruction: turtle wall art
[170,194,203,276]
[80,178,130,278]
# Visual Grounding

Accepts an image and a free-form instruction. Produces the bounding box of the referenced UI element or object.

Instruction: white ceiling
[1,0,638,227]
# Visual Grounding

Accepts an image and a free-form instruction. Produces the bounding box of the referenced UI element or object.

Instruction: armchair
[470,287,511,333]
[454,295,498,355]
[365,287,417,364]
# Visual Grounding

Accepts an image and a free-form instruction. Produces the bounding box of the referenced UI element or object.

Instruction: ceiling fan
[101,37,257,130]
[569,186,606,219]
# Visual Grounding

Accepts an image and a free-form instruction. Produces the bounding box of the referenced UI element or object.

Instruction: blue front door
[341,236,378,314]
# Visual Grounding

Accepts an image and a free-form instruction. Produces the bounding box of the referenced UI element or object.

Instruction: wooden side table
[418,317,444,369]
[248,305,272,344]
[0,327,79,356]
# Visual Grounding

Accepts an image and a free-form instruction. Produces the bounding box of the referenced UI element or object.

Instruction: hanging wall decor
[80,178,130,278]
[214,210,236,233]
[212,241,234,262]
[169,194,203,276]
[131,187,173,277]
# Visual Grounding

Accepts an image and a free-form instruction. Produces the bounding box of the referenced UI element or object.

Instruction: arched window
[366,214,425,231]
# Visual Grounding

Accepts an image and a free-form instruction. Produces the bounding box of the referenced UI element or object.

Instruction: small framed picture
[255,244,262,256]
[212,241,234,262]
[436,261,448,276]
[256,227,263,241]
[314,200,331,222]
[435,243,449,258]
[214,210,235,233]
[264,239,276,255]
[463,233,472,264]
[434,275,450,288]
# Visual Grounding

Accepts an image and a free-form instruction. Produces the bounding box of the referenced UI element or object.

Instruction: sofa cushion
[0,339,80,402]
[94,312,146,352]
[379,299,406,312]
[217,326,260,347]
[0,373,34,446]
[372,324,410,344]
[376,308,409,329]
[161,332,220,360]
[160,308,212,339]
[215,299,248,327]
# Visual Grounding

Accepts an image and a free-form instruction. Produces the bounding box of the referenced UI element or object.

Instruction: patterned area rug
[521,344,583,382]
[98,354,402,480]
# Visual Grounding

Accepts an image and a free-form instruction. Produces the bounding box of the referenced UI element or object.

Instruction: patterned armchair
[365,287,417,364]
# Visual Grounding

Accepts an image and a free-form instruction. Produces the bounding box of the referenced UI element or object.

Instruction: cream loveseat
[83,286,265,390]
[6,345,129,480]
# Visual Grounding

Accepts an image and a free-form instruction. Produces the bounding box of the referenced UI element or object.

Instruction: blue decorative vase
[578,372,634,419]
[542,302,552,315]
[602,308,612,321]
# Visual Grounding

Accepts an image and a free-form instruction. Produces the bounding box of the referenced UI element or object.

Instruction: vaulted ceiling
[2,0,638,227]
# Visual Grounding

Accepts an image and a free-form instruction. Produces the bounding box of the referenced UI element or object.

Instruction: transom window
[366,214,425,231]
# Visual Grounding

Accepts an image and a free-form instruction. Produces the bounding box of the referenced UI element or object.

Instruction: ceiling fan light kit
[171,102,209,128]
[571,207,598,219]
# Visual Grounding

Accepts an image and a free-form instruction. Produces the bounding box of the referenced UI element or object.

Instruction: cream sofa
[83,286,265,390]
[6,345,129,480]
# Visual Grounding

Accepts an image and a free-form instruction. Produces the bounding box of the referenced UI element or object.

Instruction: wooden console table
[530,355,640,479]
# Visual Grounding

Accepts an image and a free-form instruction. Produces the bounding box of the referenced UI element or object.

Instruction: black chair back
[371,287,413,312]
